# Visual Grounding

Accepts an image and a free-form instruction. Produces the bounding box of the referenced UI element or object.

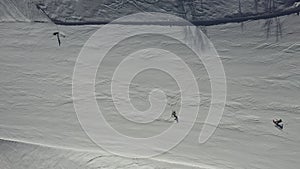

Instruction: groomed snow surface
[1,13,300,169]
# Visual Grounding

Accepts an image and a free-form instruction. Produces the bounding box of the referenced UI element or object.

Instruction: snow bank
[0,0,47,22]
[1,0,299,24]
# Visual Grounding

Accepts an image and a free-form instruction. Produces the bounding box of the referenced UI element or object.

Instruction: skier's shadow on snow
[274,124,283,130]
[155,118,176,123]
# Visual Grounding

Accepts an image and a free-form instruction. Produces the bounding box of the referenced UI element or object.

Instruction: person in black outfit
[171,111,178,123]
[273,118,283,129]
[53,32,66,46]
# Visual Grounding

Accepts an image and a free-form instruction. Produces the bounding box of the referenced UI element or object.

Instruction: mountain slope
[0,0,29,22]
[1,14,300,168]
[1,0,300,24]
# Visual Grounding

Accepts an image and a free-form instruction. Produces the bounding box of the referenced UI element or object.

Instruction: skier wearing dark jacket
[273,118,283,129]
[171,111,178,123]
[53,32,65,46]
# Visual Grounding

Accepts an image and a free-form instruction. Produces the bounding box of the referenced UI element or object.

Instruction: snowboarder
[53,31,65,46]
[273,118,283,129]
[171,111,178,123]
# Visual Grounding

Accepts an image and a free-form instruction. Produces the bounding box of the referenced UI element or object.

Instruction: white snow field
[1,5,300,169]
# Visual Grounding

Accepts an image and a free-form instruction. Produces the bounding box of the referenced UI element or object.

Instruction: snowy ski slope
[1,13,300,168]
[1,0,300,168]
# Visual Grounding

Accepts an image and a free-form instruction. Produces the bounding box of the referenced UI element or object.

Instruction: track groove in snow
[0,138,213,169]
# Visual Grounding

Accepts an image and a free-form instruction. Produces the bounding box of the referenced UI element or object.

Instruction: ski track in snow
[0,138,210,169]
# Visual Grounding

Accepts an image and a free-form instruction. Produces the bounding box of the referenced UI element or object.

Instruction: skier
[53,31,65,46]
[171,111,178,123]
[273,118,283,129]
